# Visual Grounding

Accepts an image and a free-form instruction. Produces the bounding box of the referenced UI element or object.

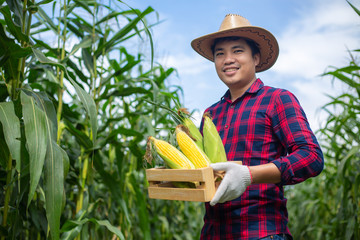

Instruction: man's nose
[224,53,235,64]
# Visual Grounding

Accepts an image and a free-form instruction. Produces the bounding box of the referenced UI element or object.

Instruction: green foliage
[286,2,360,239]
[0,0,203,239]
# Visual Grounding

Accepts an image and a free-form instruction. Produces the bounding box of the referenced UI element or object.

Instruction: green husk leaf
[203,113,227,163]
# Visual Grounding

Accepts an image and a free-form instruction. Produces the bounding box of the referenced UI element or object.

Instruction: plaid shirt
[200,79,324,240]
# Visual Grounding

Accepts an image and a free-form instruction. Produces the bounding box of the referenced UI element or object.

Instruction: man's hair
[211,36,260,57]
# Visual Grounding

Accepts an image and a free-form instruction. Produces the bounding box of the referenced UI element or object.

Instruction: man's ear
[254,53,260,66]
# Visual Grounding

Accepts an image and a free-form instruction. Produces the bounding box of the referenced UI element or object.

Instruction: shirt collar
[221,78,264,103]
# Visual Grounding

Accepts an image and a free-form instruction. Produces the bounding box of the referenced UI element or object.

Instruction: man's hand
[210,162,252,206]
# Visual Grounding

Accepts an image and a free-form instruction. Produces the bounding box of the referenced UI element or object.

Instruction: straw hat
[191,14,279,72]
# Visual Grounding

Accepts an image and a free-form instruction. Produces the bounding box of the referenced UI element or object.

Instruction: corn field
[0,0,359,240]
[0,0,203,239]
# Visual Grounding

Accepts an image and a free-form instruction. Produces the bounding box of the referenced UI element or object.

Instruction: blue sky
[130,0,360,131]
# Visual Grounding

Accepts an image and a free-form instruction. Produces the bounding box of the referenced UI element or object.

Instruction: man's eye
[215,52,223,56]
[234,49,243,53]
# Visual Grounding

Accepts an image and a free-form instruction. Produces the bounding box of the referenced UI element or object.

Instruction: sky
[129,0,360,131]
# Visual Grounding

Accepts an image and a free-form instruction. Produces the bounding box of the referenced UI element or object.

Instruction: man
[191,14,324,240]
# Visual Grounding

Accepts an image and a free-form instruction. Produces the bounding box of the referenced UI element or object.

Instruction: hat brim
[191,26,279,72]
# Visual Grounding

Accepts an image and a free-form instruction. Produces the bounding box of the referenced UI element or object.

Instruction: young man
[191,14,324,240]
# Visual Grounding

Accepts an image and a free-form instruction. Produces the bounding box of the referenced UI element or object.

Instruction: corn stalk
[56,0,67,143]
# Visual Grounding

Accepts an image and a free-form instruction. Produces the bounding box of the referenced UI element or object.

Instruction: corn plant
[0,0,203,239]
[286,2,360,239]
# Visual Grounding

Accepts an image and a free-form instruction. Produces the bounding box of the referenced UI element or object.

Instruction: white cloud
[158,54,213,76]
[273,0,359,78]
[292,77,340,131]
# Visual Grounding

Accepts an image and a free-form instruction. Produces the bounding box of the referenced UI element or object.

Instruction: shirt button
[230,105,234,109]
[225,125,229,129]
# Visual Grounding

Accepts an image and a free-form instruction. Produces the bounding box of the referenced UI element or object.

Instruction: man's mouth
[223,67,239,72]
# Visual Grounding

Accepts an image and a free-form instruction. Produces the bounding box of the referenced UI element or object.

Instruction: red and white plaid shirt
[200,79,324,240]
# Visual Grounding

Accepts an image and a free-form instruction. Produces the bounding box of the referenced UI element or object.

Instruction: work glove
[210,162,252,206]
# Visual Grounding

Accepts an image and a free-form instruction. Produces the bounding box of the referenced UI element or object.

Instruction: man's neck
[229,77,257,102]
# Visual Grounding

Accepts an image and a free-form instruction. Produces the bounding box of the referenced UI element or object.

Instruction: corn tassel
[203,113,227,163]
[175,125,210,168]
[147,136,195,169]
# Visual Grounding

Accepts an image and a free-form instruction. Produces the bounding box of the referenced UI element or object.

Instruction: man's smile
[223,66,239,72]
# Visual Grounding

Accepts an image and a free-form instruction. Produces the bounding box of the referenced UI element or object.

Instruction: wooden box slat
[146,161,242,202]
[146,166,213,182]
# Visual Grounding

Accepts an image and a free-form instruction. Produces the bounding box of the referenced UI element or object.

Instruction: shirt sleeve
[270,90,324,185]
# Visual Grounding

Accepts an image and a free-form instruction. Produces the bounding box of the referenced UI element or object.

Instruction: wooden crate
[146,161,242,202]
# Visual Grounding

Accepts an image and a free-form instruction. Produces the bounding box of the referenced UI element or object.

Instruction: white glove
[210,162,252,206]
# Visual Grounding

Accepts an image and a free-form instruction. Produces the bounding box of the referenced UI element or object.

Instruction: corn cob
[203,112,227,163]
[175,125,210,168]
[177,108,204,151]
[182,117,204,151]
[147,136,195,169]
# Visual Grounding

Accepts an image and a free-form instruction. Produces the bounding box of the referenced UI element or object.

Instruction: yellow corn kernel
[183,117,204,151]
[177,108,204,151]
[148,136,195,169]
[175,126,210,168]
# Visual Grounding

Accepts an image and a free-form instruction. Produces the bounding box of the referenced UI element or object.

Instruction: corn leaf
[61,218,125,240]
[0,130,9,169]
[21,89,66,240]
[32,48,98,144]
[81,48,94,76]
[37,5,58,32]
[61,35,93,63]
[64,120,92,150]
[96,11,123,26]
[0,5,28,42]
[36,0,54,5]
[94,6,154,57]
[61,226,82,240]
[72,0,92,16]
[0,102,21,170]
[0,21,31,83]
[65,59,88,83]
[23,90,64,240]
[128,173,151,240]
[347,0,360,16]
[24,90,58,141]
[45,140,64,240]
[63,21,84,38]
[21,92,48,207]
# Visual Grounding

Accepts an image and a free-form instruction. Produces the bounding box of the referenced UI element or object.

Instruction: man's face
[214,38,260,92]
